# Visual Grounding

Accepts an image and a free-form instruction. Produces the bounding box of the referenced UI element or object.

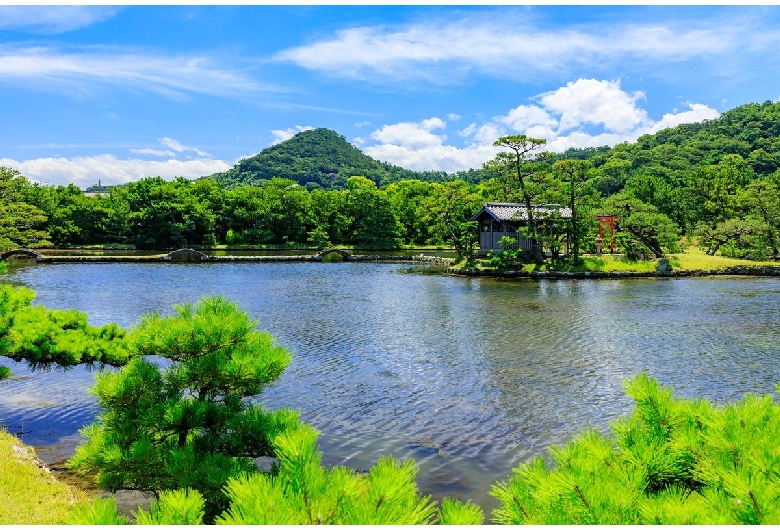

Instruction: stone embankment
[1,248,454,265]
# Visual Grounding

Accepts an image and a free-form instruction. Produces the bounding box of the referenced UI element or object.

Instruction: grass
[0,429,89,524]
[669,246,778,270]
[459,246,778,274]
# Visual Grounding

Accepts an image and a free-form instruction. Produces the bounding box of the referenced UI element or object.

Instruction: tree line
[3,102,780,261]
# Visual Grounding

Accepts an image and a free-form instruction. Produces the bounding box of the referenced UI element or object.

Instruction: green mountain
[555,100,780,194]
[207,101,780,193]
[205,128,452,189]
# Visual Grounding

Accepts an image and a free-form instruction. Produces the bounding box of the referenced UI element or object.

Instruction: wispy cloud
[159,137,210,157]
[274,10,775,85]
[0,6,118,34]
[0,44,276,100]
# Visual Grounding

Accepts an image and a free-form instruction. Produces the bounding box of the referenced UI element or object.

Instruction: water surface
[1,262,779,514]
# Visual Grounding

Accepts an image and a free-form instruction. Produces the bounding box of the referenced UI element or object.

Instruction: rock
[656,258,672,274]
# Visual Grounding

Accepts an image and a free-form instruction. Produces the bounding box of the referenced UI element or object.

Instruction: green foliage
[346,176,402,248]
[71,424,484,525]
[66,496,130,525]
[0,365,10,380]
[217,424,439,524]
[602,193,681,257]
[306,226,332,249]
[207,128,450,190]
[124,177,218,249]
[438,497,486,525]
[488,236,523,269]
[68,295,300,522]
[0,284,129,368]
[0,167,51,250]
[133,489,205,525]
[0,260,6,274]
[491,373,780,524]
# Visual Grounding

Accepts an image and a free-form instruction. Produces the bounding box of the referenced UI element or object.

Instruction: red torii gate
[596,215,616,254]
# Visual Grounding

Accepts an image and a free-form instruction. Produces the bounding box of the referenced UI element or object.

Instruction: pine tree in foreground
[69,424,485,525]
[67,296,301,521]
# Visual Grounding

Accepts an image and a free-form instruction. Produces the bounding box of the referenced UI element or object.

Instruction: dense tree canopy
[1,101,780,259]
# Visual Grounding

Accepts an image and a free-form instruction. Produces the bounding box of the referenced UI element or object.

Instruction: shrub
[68,296,301,522]
[71,424,485,525]
[491,373,780,524]
[0,285,129,369]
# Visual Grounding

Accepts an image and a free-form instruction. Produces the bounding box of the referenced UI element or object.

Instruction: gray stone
[656,258,672,273]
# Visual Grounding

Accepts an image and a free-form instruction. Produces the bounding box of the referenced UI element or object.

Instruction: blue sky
[2,5,780,188]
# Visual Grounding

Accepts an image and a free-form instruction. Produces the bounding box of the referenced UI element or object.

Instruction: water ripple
[2,265,780,513]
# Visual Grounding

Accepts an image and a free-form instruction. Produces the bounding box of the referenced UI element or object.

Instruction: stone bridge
[0,249,42,264]
[312,248,352,261]
[162,248,211,262]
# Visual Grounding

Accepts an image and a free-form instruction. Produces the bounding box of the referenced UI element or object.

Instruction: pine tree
[68,296,301,521]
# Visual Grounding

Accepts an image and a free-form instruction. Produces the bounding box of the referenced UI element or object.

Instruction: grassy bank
[455,247,778,274]
[0,430,88,524]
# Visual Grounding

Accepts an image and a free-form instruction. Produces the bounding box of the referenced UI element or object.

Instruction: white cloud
[458,123,477,137]
[365,139,497,174]
[646,103,720,133]
[369,117,446,151]
[447,113,461,122]
[273,12,748,84]
[364,116,496,172]
[536,79,649,134]
[0,6,118,34]
[362,79,720,172]
[0,155,230,188]
[270,125,315,145]
[128,137,211,158]
[500,104,557,132]
[0,45,273,100]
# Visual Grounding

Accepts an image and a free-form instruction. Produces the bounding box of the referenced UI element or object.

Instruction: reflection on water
[1,263,780,515]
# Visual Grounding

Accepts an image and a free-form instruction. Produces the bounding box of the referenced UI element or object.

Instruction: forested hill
[209,102,780,192]
[556,100,780,195]
[205,128,458,190]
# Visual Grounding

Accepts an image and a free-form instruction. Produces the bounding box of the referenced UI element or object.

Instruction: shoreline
[0,248,454,265]
[446,264,780,279]
[4,248,780,279]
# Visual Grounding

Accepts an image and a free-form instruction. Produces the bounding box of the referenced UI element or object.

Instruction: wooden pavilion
[472,202,572,256]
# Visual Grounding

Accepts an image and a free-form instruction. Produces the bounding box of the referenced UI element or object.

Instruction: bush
[491,373,780,524]
[68,296,301,522]
[487,236,524,269]
[0,285,129,368]
[71,424,485,525]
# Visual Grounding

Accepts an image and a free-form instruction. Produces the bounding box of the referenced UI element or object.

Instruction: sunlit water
[2,262,780,515]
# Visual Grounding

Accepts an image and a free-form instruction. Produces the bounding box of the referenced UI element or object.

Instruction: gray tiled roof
[473,203,572,221]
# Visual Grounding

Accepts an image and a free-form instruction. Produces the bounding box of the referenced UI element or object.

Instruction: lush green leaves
[71,424,485,525]
[0,284,129,368]
[492,373,780,524]
[68,295,300,522]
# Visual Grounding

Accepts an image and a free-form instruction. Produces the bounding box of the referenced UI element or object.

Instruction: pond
[1,262,780,515]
